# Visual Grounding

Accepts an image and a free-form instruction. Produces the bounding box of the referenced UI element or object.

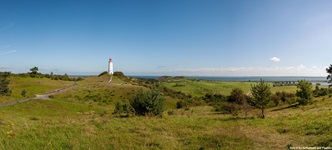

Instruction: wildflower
[6,130,14,139]
[6,130,13,135]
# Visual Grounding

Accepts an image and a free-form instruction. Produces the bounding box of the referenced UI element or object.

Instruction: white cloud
[0,50,16,55]
[297,65,305,70]
[270,57,280,62]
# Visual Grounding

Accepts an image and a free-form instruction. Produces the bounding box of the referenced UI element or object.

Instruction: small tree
[228,88,246,105]
[222,88,250,116]
[327,64,332,85]
[21,89,27,97]
[0,72,12,96]
[296,80,313,105]
[250,79,272,118]
[130,86,165,116]
[30,66,39,74]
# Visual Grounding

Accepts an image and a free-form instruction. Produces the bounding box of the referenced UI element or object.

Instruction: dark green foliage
[176,97,205,109]
[250,79,272,118]
[176,100,186,108]
[161,86,189,100]
[217,88,251,116]
[98,71,108,77]
[21,89,27,97]
[272,91,297,106]
[203,93,227,105]
[313,86,332,97]
[0,72,12,96]
[78,89,114,104]
[14,73,83,81]
[30,66,39,74]
[113,101,133,117]
[296,80,313,105]
[221,102,242,116]
[62,74,70,81]
[130,87,165,116]
[327,64,332,83]
[228,88,246,105]
[113,71,125,78]
[172,83,185,87]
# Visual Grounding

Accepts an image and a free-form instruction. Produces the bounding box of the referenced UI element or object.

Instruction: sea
[129,76,331,86]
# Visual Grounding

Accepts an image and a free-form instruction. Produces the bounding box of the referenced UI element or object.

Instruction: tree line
[16,66,83,81]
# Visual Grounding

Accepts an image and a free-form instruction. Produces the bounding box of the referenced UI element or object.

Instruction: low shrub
[130,86,165,116]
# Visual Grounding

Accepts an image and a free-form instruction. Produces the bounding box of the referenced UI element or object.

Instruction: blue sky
[0,0,331,76]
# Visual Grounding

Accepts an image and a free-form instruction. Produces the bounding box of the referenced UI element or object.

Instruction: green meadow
[0,76,72,104]
[161,78,298,97]
[0,74,331,149]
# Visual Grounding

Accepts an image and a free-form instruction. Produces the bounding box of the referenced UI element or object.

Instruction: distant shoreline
[68,74,328,83]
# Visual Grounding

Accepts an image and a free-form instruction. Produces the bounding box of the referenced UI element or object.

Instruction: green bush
[21,89,27,97]
[176,98,205,109]
[98,71,108,77]
[203,93,227,105]
[220,102,241,116]
[296,80,313,105]
[272,91,297,106]
[313,86,331,97]
[215,88,251,116]
[130,86,165,116]
[0,72,12,96]
[113,71,125,78]
[113,101,133,117]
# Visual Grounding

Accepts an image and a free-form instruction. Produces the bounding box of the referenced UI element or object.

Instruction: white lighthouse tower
[108,58,113,74]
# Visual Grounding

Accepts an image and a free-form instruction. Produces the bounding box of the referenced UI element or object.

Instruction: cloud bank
[165,65,326,76]
[0,66,9,70]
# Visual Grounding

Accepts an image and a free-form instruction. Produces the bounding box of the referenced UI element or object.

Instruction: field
[0,75,331,149]
[161,78,298,97]
[0,76,72,104]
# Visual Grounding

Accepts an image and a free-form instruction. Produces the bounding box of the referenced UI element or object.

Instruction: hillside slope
[0,75,331,149]
[0,76,72,104]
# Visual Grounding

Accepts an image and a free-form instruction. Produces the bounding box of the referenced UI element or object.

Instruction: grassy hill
[0,76,72,104]
[0,74,331,149]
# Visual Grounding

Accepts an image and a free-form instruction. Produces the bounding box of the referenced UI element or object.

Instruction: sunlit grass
[1,95,332,149]
[0,76,72,104]
[1,75,332,149]
[162,79,299,97]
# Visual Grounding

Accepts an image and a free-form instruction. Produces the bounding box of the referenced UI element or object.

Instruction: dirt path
[0,82,77,107]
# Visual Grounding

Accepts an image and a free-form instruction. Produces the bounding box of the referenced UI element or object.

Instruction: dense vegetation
[130,87,165,116]
[0,72,11,96]
[14,66,83,81]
